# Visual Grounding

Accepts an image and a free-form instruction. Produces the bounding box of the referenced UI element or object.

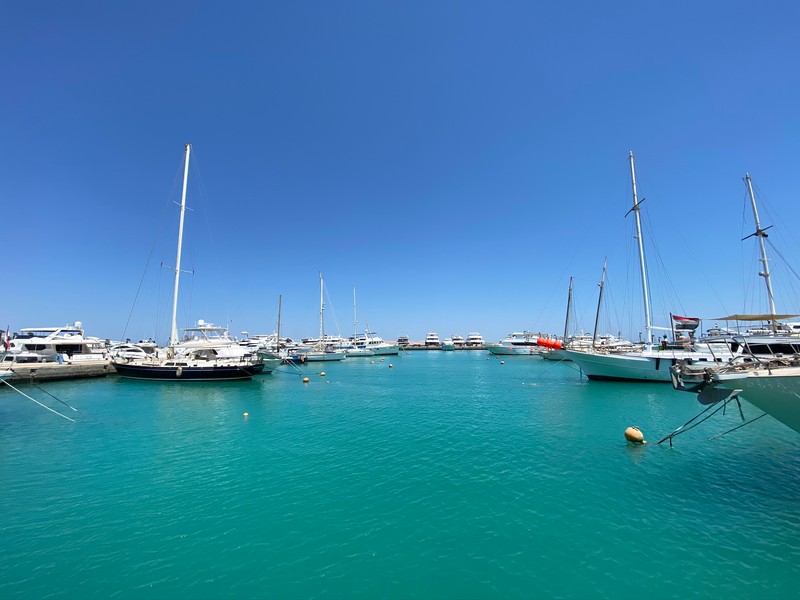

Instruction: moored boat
[567,152,732,382]
[425,332,441,348]
[486,332,540,356]
[111,144,263,381]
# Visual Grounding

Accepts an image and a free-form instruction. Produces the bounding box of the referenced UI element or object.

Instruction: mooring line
[655,398,732,447]
[27,381,83,413]
[709,412,768,440]
[1,379,76,422]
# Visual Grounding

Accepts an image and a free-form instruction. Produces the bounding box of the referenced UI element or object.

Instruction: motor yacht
[425,332,441,348]
[4,322,108,364]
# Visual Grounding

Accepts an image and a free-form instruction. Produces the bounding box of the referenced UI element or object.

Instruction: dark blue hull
[112,362,263,381]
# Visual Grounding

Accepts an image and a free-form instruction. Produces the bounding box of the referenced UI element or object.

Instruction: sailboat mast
[277,294,282,351]
[744,173,777,331]
[592,257,607,347]
[319,273,325,340]
[628,151,653,347]
[562,277,573,341]
[353,286,358,340]
[169,143,191,347]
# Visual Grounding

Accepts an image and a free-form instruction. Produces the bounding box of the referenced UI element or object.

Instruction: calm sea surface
[2,351,799,599]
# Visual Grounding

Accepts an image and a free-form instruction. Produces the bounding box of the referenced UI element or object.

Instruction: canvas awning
[712,313,800,321]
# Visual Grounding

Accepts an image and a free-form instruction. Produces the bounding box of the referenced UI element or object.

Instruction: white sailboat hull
[713,367,800,434]
[565,348,730,383]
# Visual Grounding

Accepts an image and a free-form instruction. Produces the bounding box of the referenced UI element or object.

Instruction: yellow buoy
[303,377,310,383]
[624,426,646,444]
[243,412,249,418]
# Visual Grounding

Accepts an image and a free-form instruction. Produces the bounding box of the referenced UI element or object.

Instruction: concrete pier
[3,360,115,384]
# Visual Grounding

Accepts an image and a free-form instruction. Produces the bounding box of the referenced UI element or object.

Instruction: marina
[2,351,799,599]
[5,4,800,599]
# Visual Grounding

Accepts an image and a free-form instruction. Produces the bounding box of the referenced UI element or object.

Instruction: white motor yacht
[465,332,484,347]
[487,332,540,356]
[4,322,108,364]
[425,332,441,348]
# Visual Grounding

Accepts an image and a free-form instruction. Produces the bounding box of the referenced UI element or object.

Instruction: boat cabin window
[745,343,800,355]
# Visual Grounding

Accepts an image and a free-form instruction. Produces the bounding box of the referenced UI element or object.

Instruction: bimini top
[713,313,800,321]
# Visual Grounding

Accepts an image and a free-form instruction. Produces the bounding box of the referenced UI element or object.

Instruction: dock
[2,360,115,384]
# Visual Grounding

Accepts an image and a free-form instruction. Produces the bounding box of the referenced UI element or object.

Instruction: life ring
[176,366,183,378]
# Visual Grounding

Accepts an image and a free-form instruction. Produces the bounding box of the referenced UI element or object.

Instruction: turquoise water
[2,351,799,599]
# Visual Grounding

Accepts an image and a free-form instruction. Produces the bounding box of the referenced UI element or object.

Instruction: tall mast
[319,273,325,340]
[744,173,777,331]
[592,257,607,347]
[169,143,191,347]
[276,294,282,351]
[353,286,358,340]
[627,151,653,347]
[562,277,573,341]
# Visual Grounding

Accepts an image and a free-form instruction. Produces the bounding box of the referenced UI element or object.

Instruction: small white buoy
[624,426,646,444]
[388,363,393,368]
[326,380,330,384]
[370,360,375,364]
[500,360,505,365]
[320,371,326,377]
[380,358,385,362]
[303,377,310,383]
[243,412,249,418]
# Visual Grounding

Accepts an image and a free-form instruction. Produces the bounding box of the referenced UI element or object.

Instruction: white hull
[371,344,400,355]
[541,349,571,361]
[487,345,538,356]
[304,351,346,362]
[714,368,800,434]
[344,348,375,357]
[565,348,729,382]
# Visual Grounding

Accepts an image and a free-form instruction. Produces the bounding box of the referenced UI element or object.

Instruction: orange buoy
[624,426,646,444]
[552,340,563,350]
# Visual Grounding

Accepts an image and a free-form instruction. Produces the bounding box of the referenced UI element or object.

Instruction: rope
[26,381,83,414]
[655,397,735,447]
[1,379,76,422]
[709,412,768,440]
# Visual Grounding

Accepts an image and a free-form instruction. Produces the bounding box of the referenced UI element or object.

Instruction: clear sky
[3,1,800,344]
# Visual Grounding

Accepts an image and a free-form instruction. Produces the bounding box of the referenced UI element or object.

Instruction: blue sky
[3,1,800,344]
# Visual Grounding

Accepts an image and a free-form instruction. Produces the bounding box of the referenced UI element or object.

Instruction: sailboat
[667,174,800,433]
[112,144,264,381]
[564,152,735,382]
[303,273,346,362]
[343,287,374,356]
